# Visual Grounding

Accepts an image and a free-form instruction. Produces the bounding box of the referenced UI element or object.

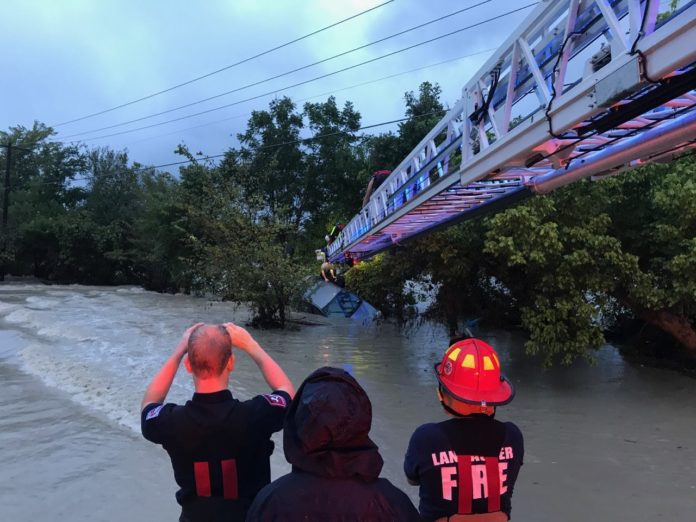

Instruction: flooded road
[1,283,695,521]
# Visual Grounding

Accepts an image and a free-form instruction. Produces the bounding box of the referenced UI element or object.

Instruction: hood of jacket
[283,366,384,482]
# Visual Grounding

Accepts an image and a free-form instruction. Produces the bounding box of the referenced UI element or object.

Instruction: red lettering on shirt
[437,455,510,512]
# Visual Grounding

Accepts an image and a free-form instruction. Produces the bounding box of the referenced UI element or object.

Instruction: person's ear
[436,387,443,402]
[183,354,193,374]
[226,353,235,373]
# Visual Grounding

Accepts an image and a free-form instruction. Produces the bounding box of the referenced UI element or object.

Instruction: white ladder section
[328,0,696,263]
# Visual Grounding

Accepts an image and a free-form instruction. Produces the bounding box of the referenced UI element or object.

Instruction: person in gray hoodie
[247,366,420,521]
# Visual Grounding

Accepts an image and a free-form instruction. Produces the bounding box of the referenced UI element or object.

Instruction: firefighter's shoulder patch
[145,404,164,420]
[262,394,287,408]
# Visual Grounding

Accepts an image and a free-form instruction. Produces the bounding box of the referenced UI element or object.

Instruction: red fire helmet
[434,338,514,406]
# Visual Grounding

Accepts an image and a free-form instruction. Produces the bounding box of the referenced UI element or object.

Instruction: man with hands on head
[141,322,294,522]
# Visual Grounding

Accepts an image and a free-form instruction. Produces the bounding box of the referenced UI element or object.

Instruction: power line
[57,3,536,142]
[52,0,396,128]
[31,108,448,187]
[77,47,497,145]
[136,108,448,172]
[16,47,497,155]
[122,47,496,148]
[56,0,496,140]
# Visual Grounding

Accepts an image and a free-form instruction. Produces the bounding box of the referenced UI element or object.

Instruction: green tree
[208,220,312,328]
[0,122,85,279]
[409,220,507,336]
[484,155,696,364]
[344,252,417,322]
[362,82,447,174]
[175,147,313,327]
[131,167,184,292]
[605,156,696,356]
[396,81,446,158]
[236,97,305,228]
[79,147,144,283]
[302,96,366,227]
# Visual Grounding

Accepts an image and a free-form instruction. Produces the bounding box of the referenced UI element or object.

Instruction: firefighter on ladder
[404,338,524,521]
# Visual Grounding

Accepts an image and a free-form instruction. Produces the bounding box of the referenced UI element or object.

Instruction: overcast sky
[1,0,538,170]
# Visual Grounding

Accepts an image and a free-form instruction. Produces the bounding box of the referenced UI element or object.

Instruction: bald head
[187,324,232,378]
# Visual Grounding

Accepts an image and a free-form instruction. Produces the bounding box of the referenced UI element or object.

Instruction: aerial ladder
[328,0,696,263]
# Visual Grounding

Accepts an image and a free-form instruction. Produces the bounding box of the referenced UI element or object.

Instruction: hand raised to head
[223,322,258,352]
[174,322,204,356]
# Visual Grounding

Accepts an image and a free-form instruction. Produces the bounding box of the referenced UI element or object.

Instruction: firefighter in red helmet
[404,338,524,522]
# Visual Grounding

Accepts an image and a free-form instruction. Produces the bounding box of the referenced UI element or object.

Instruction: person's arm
[224,322,295,398]
[362,177,375,208]
[404,428,423,486]
[141,323,202,411]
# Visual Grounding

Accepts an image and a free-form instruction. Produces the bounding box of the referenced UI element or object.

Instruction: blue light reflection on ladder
[328,0,696,264]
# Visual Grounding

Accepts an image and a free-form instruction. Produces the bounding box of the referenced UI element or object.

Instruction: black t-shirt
[404,415,524,521]
[141,389,290,521]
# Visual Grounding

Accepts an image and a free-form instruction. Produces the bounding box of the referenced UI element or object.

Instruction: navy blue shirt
[404,415,524,521]
[142,389,290,522]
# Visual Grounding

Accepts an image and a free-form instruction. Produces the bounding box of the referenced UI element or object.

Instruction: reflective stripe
[435,514,507,522]
[221,459,238,500]
[193,461,211,497]
[457,457,473,513]
[485,457,501,512]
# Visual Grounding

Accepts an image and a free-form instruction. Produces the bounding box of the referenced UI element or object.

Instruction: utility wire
[122,47,496,147]
[136,108,447,172]
[31,109,447,187]
[57,0,494,139]
[74,47,497,145]
[58,3,536,142]
[52,0,395,127]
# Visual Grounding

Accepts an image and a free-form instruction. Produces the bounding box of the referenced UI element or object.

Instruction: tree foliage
[3,83,694,358]
[343,84,696,364]
[0,93,372,327]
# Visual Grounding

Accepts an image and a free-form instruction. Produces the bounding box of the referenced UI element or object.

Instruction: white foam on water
[17,319,195,434]
[0,302,17,315]
[46,290,74,297]
[0,283,46,292]
[115,286,147,294]
[5,283,277,435]
[25,296,60,309]
[2,283,237,434]
[4,304,96,343]
[5,308,36,325]
[18,340,145,433]
[5,284,696,522]
[36,324,97,342]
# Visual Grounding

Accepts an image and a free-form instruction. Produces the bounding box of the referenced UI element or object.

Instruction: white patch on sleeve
[146,405,164,420]
[262,394,287,408]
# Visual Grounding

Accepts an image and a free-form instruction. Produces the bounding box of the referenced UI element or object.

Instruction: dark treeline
[0,92,382,327]
[1,82,695,364]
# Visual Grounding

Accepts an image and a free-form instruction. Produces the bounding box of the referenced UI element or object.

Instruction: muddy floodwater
[0,283,695,521]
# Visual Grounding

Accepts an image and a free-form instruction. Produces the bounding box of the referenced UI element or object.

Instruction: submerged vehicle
[305,279,380,322]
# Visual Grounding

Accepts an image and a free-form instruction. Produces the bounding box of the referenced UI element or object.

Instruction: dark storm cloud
[0,0,533,169]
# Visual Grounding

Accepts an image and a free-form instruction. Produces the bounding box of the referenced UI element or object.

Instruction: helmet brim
[434,362,515,406]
